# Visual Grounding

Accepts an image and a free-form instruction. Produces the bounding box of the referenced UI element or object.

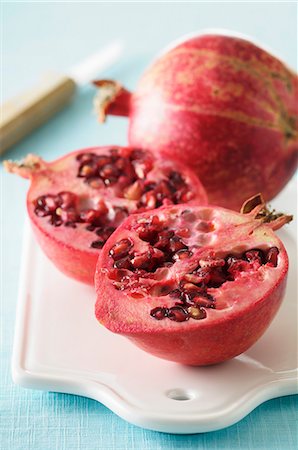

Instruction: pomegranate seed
[96,155,113,168]
[96,226,115,240]
[114,257,132,270]
[151,247,165,260]
[56,208,79,224]
[49,215,62,227]
[187,306,207,320]
[90,240,104,249]
[244,249,264,263]
[44,195,59,212]
[180,190,195,202]
[169,236,187,253]
[124,180,143,200]
[150,307,168,320]
[169,171,185,187]
[199,257,225,268]
[131,252,152,270]
[183,273,204,285]
[143,192,157,209]
[154,230,174,249]
[109,238,133,261]
[80,209,103,225]
[173,249,193,261]
[176,227,191,238]
[34,206,49,217]
[193,296,215,308]
[58,191,76,209]
[266,247,279,267]
[78,162,98,178]
[168,306,189,322]
[87,177,105,189]
[113,206,129,224]
[208,268,228,287]
[100,164,119,180]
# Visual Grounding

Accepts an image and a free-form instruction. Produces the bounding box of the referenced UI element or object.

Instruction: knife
[0,40,123,154]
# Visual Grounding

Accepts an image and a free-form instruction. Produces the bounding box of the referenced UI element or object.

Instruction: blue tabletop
[1,2,297,449]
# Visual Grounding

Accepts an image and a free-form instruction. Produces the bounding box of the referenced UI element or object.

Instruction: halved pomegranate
[95,195,291,365]
[4,146,207,284]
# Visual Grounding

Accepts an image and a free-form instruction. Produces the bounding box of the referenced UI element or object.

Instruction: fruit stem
[93,79,131,122]
[3,154,46,179]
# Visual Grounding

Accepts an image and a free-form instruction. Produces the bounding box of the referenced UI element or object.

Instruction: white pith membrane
[26,148,203,251]
[103,205,286,331]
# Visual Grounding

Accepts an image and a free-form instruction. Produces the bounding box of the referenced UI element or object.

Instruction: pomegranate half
[4,146,207,284]
[94,32,298,210]
[95,195,291,365]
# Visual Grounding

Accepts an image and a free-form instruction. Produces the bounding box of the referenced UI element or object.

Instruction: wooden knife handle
[0,73,76,154]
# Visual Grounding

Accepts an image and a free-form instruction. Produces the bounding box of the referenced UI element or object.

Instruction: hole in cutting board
[166,389,195,401]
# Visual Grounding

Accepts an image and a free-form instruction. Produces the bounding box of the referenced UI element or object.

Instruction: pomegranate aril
[244,249,265,264]
[169,171,185,188]
[124,180,143,200]
[131,252,153,270]
[154,230,174,249]
[168,306,189,322]
[187,306,207,320]
[168,236,187,253]
[150,307,168,320]
[207,268,227,287]
[109,238,133,261]
[87,177,105,189]
[90,240,104,249]
[193,295,215,308]
[176,227,191,238]
[34,206,50,217]
[114,257,132,270]
[78,162,98,178]
[58,191,77,209]
[57,208,79,224]
[173,249,192,261]
[44,195,58,212]
[99,164,119,180]
[183,273,205,285]
[49,215,62,227]
[266,247,279,267]
[80,209,103,225]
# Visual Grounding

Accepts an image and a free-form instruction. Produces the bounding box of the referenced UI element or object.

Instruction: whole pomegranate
[94,33,298,210]
[95,194,291,365]
[4,146,207,285]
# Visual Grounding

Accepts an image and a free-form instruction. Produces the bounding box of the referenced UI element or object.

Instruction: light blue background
[1,2,297,449]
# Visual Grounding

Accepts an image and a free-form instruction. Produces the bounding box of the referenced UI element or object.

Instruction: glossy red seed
[168,306,189,322]
[266,247,279,267]
[150,307,169,320]
[109,238,133,261]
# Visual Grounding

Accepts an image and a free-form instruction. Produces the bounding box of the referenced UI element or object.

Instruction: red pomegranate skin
[95,202,289,366]
[4,147,207,285]
[95,34,298,210]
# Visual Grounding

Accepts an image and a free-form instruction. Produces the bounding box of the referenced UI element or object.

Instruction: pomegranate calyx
[240,193,293,231]
[3,154,46,179]
[93,79,131,122]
